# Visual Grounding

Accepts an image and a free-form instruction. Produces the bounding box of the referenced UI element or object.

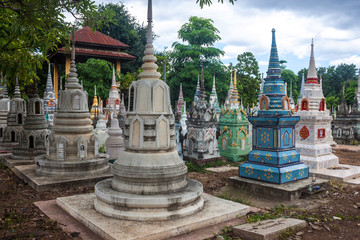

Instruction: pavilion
[48,26,136,99]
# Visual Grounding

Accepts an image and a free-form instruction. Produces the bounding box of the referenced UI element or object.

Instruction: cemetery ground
[0,149,359,240]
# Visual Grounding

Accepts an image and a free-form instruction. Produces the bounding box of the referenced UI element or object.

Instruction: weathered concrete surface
[14,164,112,191]
[233,218,307,240]
[34,200,102,240]
[310,163,360,184]
[333,144,360,152]
[229,176,329,201]
[57,193,250,240]
[206,165,238,173]
[1,155,33,168]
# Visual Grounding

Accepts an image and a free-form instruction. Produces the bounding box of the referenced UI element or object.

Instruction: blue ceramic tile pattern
[239,29,309,184]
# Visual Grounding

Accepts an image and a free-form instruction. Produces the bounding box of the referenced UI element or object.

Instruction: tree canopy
[168,16,227,106]
[97,3,147,73]
[0,0,113,87]
[234,52,261,107]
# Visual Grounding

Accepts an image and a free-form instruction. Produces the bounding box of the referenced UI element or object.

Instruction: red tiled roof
[57,47,136,60]
[74,26,129,48]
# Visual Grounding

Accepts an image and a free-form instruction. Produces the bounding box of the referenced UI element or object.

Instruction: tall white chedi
[0,73,10,141]
[103,65,121,121]
[94,0,204,221]
[35,28,109,176]
[12,82,51,159]
[43,63,57,126]
[295,40,338,169]
[3,77,26,144]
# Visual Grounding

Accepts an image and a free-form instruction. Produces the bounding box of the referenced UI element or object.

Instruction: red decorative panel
[301,98,309,111]
[299,126,309,140]
[319,99,325,111]
[282,96,290,110]
[318,128,325,138]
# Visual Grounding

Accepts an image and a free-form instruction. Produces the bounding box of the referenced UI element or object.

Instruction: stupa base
[0,141,18,151]
[13,164,112,191]
[56,192,250,240]
[1,155,33,168]
[300,154,339,170]
[239,162,309,184]
[11,148,45,160]
[35,154,110,177]
[94,178,204,221]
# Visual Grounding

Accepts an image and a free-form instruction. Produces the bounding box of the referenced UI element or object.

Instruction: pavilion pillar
[54,59,59,99]
[65,55,71,75]
[116,60,121,73]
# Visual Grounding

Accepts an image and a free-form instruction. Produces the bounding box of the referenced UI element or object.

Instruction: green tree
[234,52,261,107]
[325,96,339,111]
[281,69,298,102]
[0,0,113,87]
[197,0,236,8]
[168,16,227,106]
[345,80,357,106]
[97,3,147,73]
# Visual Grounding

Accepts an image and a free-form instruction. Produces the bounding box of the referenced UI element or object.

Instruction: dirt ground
[0,149,359,240]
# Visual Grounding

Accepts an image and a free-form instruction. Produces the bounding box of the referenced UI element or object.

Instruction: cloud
[88,0,360,73]
[329,55,360,68]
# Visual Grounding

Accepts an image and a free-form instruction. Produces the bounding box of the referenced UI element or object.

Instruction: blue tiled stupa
[239,29,309,184]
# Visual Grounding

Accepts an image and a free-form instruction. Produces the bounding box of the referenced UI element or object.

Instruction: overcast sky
[85,0,360,75]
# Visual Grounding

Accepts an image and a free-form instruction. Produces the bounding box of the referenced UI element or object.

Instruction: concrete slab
[229,176,329,201]
[333,144,360,153]
[14,164,112,191]
[206,165,238,173]
[1,155,33,168]
[310,164,360,184]
[56,193,250,240]
[34,200,102,240]
[233,218,307,240]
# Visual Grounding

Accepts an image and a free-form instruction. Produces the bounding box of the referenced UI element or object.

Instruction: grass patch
[218,193,252,206]
[186,159,230,173]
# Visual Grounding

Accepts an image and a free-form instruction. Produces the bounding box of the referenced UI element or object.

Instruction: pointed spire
[195,74,200,94]
[45,63,54,93]
[266,28,281,79]
[299,70,305,99]
[94,85,97,96]
[306,39,318,84]
[66,26,81,89]
[179,83,183,100]
[229,69,240,106]
[14,76,21,98]
[162,61,166,82]
[358,68,360,94]
[138,0,161,81]
[81,79,83,90]
[211,74,217,94]
[229,71,234,91]
[111,64,117,89]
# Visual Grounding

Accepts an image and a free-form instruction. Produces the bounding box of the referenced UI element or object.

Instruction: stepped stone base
[300,154,339,170]
[310,164,360,184]
[11,148,45,160]
[13,164,112,191]
[1,155,33,168]
[35,154,110,177]
[229,176,329,201]
[0,142,18,151]
[95,178,204,221]
[57,193,250,240]
[183,156,226,166]
[296,143,339,169]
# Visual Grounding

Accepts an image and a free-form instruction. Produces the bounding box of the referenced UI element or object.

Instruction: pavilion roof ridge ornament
[306,38,318,84]
[66,26,81,89]
[138,0,161,82]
